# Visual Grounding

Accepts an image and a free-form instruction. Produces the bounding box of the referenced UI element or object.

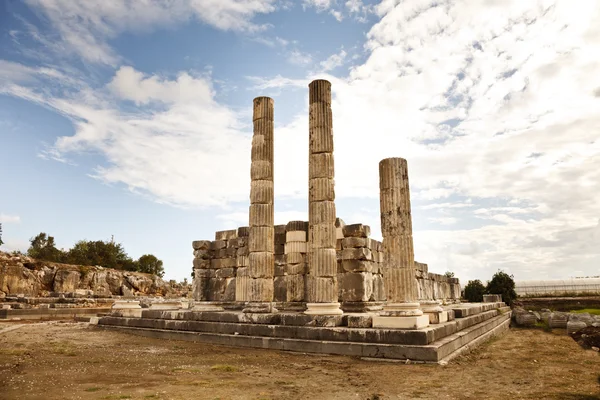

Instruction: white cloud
[23,0,279,65]
[330,10,344,22]
[303,0,334,12]
[320,49,347,71]
[287,50,313,65]
[0,214,21,224]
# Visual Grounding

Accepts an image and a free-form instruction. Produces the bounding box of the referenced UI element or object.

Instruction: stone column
[305,80,342,315]
[372,157,428,329]
[238,96,276,312]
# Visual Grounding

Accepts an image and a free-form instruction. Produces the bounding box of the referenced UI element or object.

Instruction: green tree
[486,270,517,306]
[0,223,4,247]
[65,240,136,270]
[27,233,65,262]
[137,254,164,277]
[464,279,486,302]
[444,271,455,278]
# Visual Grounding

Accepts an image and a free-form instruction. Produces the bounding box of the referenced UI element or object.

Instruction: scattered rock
[571,326,600,350]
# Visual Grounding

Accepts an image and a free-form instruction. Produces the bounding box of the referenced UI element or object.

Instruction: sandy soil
[0,321,598,400]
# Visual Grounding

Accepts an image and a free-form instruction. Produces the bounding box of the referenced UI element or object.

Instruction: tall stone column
[237,96,276,312]
[305,80,342,315]
[372,158,428,329]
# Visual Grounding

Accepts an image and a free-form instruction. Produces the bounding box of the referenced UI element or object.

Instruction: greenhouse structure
[515,278,600,297]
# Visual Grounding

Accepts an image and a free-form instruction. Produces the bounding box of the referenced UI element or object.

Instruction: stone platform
[98,302,510,363]
[0,307,111,320]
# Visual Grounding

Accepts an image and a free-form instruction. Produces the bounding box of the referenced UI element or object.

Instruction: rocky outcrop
[0,251,187,297]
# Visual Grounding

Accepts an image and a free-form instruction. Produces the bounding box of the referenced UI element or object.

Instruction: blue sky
[1,0,599,282]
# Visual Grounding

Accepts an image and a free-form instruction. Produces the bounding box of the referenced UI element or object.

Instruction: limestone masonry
[99,79,510,364]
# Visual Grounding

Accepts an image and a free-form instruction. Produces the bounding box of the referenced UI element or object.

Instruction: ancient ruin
[97,80,511,363]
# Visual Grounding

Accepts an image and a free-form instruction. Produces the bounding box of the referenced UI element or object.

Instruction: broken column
[237,97,276,312]
[373,158,428,329]
[305,79,342,315]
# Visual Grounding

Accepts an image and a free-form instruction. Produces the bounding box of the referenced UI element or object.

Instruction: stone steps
[100,305,508,346]
[98,311,511,363]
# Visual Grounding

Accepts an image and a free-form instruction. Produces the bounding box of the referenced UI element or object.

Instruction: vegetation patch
[571,308,600,315]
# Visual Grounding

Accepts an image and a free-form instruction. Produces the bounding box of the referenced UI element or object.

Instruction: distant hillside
[0,251,187,298]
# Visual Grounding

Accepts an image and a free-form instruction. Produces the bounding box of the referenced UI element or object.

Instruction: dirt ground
[0,321,598,400]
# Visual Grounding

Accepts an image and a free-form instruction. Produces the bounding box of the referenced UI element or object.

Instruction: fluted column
[237,97,276,312]
[373,158,428,328]
[305,80,342,315]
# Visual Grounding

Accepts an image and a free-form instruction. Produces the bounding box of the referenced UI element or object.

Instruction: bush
[487,270,517,306]
[464,279,486,302]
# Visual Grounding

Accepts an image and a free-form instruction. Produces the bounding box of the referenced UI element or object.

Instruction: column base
[242,302,278,313]
[372,314,430,329]
[380,302,423,317]
[420,300,446,324]
[192,302,224,312]
[304,302,343,315]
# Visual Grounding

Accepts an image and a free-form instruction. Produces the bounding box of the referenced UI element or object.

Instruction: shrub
[486,270,517,307]
[464,279,486,302]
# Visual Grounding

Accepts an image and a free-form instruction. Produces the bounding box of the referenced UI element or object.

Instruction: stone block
[237,226,250,237]
[483,294,502,303]
[275,254,287,266]
[194,268,215,278]
[336,239,342,250]
[567,320,588,334]
[250,180,273,203]
[339,272,373,302]
[274,224,287,235]
[215,268,236,279]
[308,223,337,248]
[274,244,284,255]
[548,312,569,328]
[193,258,210,269]
[215,229,237,241]
[237,267,250,277]
[286,231,307,242]
[342,224,371,238]
[192,240,211,250]
[250,160,273,180]
[309,152,334,179]
[309,126,334,154]
[309,201,336,225]
[286,220,308,232]
[228,237,247,248]
[248,226,274,252]
[341,260,375,273]
[226,247,237,257]
[308,249,337,277]
[341,248,372,261]
[249,203,274,226]
[193,249,211,259]
[237,246,249,256]
[372,315,430,329]
[210,258,236,269]
[372,274,386,301]
[273,276,287,302]
[275,265,286,276]
[285,263,307,275]
[215,249,228,258]
[285,242,307,254]
[305,276,338,303]
[342,237,368,248]
[210,240,227,250]
[274,233,286,245]
[286,252,305,264]
[346,314,373,328]
[309,178,335,201]
[248,252,274,277]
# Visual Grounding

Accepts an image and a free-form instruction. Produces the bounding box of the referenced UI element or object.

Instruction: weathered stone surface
[341,248,372,261]
[308,223,337,248]
[210,241,227,250]
[305,276,338,303]
[215,268,236,279]
[309,153,334,179]
[250,160,273,180]
[308,249,337,277]
[286,231,307,242]
[249,204,274,226]
[248,227,275,252]
[309,178,335,201]
[285,242,308,254]
[248,252,274,278]
[342,224,371,238]
[274,244,284,255]
[341,260,375,273]
[571,326,600,349]
[286,220,308,232]
[215,230,237,241]
[237,226,250,237]
[193,249,211,259]
[193,258,210,269]
[341,237,368,249]
[285,263,307,275]
[274,225,286,235]
[339,272,373,302]
[286,253,305,264]
[567,320,588,334]
[210,258,236,269]
[250,180,274,203]
[548,312,569,328]
[274,254,287,266]
[53,270,82,293]
[274,233,286,245]
[192,240,211,250]
[346,314,373,328]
